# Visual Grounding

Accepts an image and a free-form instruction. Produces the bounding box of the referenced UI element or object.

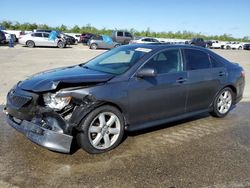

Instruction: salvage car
[88,35,120,50]
[4,44,245,154]
[19,32,66,48]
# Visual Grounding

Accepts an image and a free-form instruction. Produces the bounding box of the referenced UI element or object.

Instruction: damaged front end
[4,84,101,153]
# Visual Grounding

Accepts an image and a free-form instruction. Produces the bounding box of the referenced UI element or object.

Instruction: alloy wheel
[88,112,121,150]
[217,90,232,114]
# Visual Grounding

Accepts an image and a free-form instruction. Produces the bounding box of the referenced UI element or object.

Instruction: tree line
[1,21,249,42]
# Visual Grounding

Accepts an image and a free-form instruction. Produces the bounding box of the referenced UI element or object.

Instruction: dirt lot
[0,44,250,188]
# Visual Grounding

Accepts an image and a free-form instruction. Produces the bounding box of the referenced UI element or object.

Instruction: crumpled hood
[18,65,114,92]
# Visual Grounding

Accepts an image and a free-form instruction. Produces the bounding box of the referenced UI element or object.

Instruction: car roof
[127,43,209,51]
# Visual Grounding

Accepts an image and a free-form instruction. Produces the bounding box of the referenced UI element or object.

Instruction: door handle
[176,77,187,83]
[219,71,226,76]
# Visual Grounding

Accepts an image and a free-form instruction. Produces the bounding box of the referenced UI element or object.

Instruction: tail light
[240,70,245,78]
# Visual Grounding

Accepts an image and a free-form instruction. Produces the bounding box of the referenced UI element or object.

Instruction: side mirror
[136,68,157,78]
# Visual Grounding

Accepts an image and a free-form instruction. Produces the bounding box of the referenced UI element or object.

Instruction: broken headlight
[43,92,71,111]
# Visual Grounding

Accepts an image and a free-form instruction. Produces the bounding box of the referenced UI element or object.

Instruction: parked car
[208,40,227,49]
[224,42,244,50]
[243,43,250,50]
[4,44,245,154]
[33,29,74,45]
[64,34,76,45]
[112,30,133,44]
[189,38,207,48]
[88,35,120,50]
[80,33,95,44]
[0,30,6,44]
[2,30,25,42]
[3,31,17,43]
[66,33,81,43]
[19,32,66,48]
[129,37,160,44]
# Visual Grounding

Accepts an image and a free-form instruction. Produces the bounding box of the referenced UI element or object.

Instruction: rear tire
[26,40,35,48]
[76,105,125,154]
[210,87,234,118]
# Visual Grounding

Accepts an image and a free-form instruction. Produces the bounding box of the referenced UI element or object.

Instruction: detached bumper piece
[6,115,73,153]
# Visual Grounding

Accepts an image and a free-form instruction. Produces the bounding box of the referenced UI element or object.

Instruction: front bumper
[5,114,73,153]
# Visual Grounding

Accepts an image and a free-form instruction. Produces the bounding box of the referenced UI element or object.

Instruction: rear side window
[33,33,43,37]
[117,32,123,37]
[184,49,211,70]
[210,55,224,68]
[125,32,132,37]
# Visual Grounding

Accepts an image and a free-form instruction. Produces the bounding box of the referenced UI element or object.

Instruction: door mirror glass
[136,68,157,78]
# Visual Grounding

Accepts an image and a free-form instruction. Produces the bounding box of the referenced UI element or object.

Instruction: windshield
[82,46,152,75]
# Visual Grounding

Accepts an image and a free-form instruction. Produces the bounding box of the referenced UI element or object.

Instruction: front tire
[210,87,234,118]
[57,41,65,48]
[76,105,125,154]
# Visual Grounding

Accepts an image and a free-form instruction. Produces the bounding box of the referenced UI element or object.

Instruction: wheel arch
[26,40,35,46]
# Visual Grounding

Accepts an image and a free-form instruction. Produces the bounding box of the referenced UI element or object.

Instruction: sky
[1,0,250,38]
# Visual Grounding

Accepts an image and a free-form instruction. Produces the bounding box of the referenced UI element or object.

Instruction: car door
[32,32,45,46]
[128,49,188,125]
[42,32,56,47]
[183,48,226,113]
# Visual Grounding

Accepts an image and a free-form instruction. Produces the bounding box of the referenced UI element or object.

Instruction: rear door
[183,48,225,112]
[32,32,44,46]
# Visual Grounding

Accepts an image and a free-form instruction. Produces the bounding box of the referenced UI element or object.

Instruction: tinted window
[143,49,181,74]
[33,33,43,37]
[125,32,132,37]
[92,35,102,40]
[117,32,123,37]
[142,38,151,42]
[184,49,210,70]
[43,33,49,38]
[210,55,224,68]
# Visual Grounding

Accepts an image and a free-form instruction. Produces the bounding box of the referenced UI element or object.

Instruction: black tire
[238,46,243,50]
[210,87,234,118]
[90,43,97,50]
[123,39,129,45]
[114,44,120,48]
[57,41,65,48]
[76,105,125,154]
[226,45,231,50]
[26,40,35,48]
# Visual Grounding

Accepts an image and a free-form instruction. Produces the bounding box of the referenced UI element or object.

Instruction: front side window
[43,33,49,38]
[143,49,182,74]
[184,49,211,70]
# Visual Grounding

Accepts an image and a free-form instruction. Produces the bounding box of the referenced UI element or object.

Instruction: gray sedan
[88,35,120,50]
[4,44,245,154]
